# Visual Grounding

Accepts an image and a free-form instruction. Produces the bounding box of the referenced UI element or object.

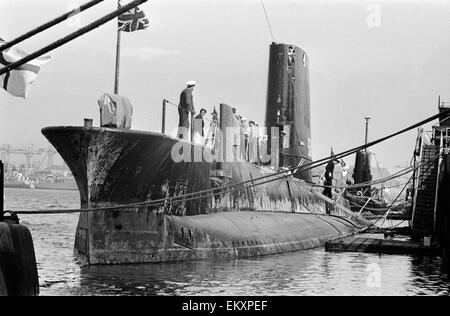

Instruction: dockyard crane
[0,145,56,168]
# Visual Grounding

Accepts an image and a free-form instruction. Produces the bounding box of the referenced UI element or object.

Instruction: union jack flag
[118,3,149,32]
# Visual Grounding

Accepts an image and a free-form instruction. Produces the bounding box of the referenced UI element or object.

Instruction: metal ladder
[411,143,439,236]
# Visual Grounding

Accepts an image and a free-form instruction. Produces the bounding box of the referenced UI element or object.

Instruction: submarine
[42,43,366,265]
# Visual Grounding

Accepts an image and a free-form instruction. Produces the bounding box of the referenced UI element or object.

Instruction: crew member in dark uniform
[178,80,196,139]
[323,151,340,215]
[193,108,207,143]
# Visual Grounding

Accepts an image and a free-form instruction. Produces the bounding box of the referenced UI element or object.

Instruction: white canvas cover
[98,93,133,129]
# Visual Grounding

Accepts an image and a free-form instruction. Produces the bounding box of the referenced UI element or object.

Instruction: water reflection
[5,188,450,296]
[409,256,450,295]
[72,250,450,296]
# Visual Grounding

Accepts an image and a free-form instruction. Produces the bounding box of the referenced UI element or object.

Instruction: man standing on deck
[232,108,241,161]
[193,108,207,144]
[248,120,259,163]
[323,149,340,215]
[178,81,196,139]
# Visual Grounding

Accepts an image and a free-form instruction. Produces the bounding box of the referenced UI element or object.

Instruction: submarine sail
[265,43,312,181]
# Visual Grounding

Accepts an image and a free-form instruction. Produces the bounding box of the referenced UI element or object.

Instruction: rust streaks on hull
[82,209,356,265]
[42,126,360,265]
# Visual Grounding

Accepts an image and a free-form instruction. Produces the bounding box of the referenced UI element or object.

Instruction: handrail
[162,98,215,142]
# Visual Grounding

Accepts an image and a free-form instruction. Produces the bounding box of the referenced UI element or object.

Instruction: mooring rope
[12,108,450,215]
[310,163,415,191]
[0,0,104,53]
[379,174,413,227]
[0,0,148,76]
[312,139,442,191]
[347,150,442,213]
[312,164,415,190]
[367,148,443,229]
[170,107,449,206]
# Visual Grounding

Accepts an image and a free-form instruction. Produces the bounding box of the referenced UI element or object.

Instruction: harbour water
[4,188,450,296]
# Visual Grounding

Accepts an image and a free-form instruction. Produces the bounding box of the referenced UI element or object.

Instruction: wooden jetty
[325,234,439,256]
[362,213,411,221]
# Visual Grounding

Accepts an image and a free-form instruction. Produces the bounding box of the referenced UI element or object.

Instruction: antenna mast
[364,117,371,151]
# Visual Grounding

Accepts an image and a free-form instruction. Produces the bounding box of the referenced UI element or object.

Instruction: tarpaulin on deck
[98,93,133,129]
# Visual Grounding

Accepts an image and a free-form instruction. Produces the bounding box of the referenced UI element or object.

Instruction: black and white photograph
[1,0,450,300]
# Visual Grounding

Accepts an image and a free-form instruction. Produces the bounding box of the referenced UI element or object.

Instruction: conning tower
[352,118,372,195]
[265,42,312,181]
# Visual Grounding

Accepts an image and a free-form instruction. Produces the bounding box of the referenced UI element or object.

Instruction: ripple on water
[4,188,450,296]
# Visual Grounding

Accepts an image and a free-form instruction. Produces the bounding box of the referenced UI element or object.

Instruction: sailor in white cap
[178,80,197,139]
[186,80,196,87]
[240,117,249,160]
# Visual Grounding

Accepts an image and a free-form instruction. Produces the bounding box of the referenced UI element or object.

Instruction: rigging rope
[260,0,276,43]
[372,152,386,187]
[13,108,450,215]
[312,164,415,190]
[0,0,148,76]
[0,0,104,53]
[366,147,443,229]
[379,174,413,227]
[347,150,441,212]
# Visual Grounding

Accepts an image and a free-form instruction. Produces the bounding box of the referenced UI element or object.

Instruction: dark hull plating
[42,126,362,265]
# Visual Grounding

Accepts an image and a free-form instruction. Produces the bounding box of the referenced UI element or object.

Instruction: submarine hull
[42,126,361,265]
[75,209,356,265]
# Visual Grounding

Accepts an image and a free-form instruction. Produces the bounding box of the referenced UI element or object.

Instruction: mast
[364,117,370,151]
[352,117,373,196]
[114,1,121,94]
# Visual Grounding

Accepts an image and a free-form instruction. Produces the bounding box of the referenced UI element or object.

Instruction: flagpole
[114,29,121,94]
[114,1,121,94]
[0,0,148,77]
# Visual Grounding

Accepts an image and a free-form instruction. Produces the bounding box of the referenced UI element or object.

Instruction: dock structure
[325,235,438,256]
[411,144,439,235]
[411,101,450,246]
[434,101,450,247]
[326,101,450,256]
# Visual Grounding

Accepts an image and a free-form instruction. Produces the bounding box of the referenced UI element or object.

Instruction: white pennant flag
[0,37,51,98]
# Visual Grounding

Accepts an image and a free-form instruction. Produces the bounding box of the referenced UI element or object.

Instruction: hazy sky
[1,0,450,170]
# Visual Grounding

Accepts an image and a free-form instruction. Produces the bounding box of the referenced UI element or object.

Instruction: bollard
[0,266,7,296]
[84,118,93,128]
[0,222,39,296]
